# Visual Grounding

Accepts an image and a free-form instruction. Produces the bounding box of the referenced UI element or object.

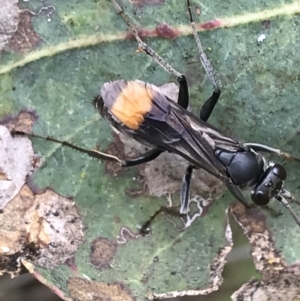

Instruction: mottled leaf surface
[0,0,300,300]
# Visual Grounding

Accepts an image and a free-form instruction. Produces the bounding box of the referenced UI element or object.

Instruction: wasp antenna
[110,0,182,78]
[12,130,121,164]
[279,151,300,163]
[244,143,300,163]
[276,194,300,227]
[186,0,219,92]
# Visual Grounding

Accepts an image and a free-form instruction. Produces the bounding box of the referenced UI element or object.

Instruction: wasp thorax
[214,148,264,187]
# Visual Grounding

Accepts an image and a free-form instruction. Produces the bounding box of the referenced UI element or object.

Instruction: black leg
[200,90,221,122]
[110,0,183,79]
[139,204,182,235]
[186,0,221,122]
[180,165,194,214]
[121,149,163,167]
[12,131,122,163]
[12,130,163,167]
[177,75,189,109]
[187,0,220,92]
[139,165,195,234]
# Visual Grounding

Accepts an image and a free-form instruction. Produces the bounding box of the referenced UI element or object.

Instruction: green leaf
[0,0,300,300]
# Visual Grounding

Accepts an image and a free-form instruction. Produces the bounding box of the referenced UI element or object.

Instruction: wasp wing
[126,83,245,181]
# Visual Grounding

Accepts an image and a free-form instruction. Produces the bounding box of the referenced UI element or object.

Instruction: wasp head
[251,163,287,206]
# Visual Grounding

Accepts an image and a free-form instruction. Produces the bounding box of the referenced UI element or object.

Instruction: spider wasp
[14,0,300,231]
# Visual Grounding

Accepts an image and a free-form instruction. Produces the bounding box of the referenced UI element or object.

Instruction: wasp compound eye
[251,164,287,206]
[252,190,270,206]
[272,163,287,181]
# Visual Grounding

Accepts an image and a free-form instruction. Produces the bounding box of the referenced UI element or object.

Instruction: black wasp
[15,0,300,230]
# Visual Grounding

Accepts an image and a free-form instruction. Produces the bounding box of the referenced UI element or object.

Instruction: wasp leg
[139,165,195,234]
[138,206,165,235]
[120,149,163,167]
[13,130,163,167]
[139,164,195,233]
[187,0,219,93]
[199,90,221,122]
[11,130,122,163]
[110,0,182,78]
[186,0,221,121]
[177,75,189,109]
[138,204,182,235]
[180,165,194,214]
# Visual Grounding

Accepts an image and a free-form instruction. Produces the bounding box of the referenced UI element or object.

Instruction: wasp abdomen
[98,80,168,130]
